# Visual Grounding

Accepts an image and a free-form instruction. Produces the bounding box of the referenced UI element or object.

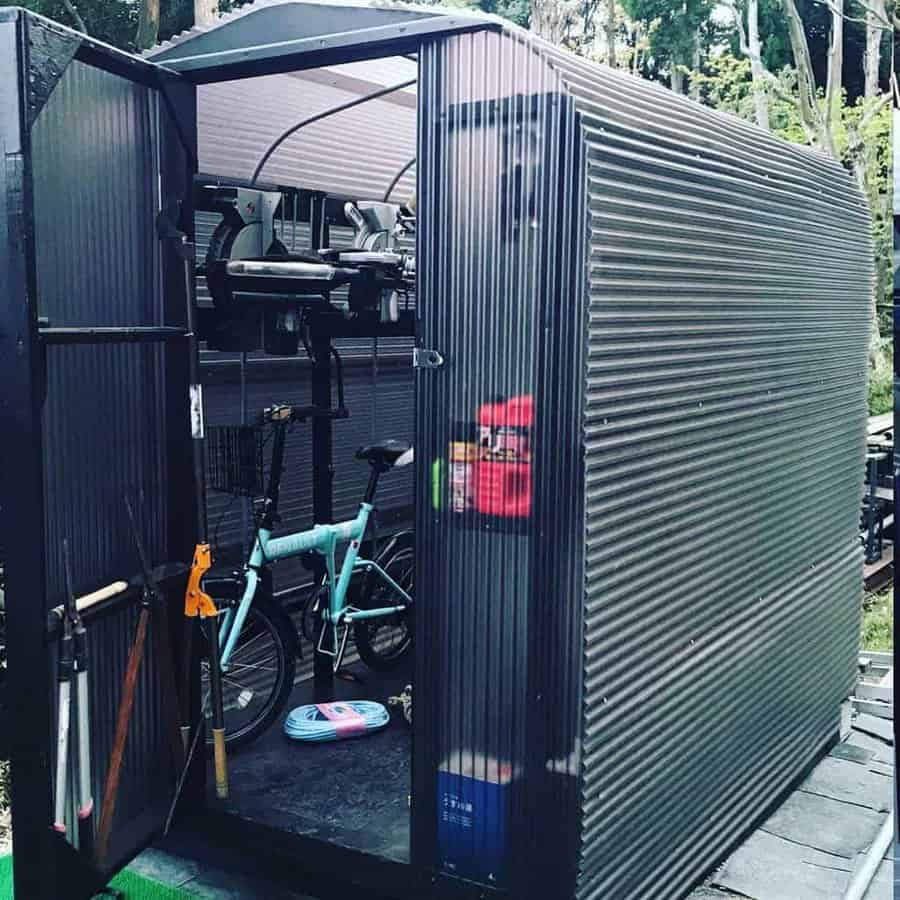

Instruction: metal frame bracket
[413,347,443,369]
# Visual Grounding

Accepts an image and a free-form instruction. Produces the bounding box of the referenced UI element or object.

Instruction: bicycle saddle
[356,440,413,468]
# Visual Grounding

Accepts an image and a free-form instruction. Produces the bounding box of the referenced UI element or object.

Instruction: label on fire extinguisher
[449,441,477,513]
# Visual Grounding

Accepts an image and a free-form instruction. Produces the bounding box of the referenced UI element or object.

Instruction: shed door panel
[2,21,196,897]
[415,32,586,898]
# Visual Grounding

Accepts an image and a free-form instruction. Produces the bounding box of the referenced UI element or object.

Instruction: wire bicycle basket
[206,424,265,496]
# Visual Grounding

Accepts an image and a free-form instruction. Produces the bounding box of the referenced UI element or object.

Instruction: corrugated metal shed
[547,46,872,900]
[4,5,871,898]
[413,22,872,900]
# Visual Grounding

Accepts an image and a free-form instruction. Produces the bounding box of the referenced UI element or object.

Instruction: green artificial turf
[0,854,193,899]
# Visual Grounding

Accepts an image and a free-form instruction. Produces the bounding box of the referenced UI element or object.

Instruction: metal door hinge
[413,347,444,369]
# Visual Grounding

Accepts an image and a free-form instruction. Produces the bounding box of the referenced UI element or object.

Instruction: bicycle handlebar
[260,404,349,425]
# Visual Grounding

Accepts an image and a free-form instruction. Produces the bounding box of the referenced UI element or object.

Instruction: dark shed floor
[208,658,413,864]
[132,655,893,899]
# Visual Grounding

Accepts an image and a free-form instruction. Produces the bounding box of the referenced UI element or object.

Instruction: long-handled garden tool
[94,498,185,868]
[66,539,95,857]
[52,539,97,857]
[157,203,228,803]
[53,541,76,838]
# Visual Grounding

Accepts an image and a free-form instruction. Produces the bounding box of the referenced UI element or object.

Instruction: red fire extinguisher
[475,395,534,518]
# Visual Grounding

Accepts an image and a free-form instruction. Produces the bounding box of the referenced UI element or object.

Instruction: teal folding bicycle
[201,403,414,748]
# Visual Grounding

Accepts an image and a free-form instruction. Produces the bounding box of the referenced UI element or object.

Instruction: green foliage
[0,0,136,49]
[475,0,530,27]
[861,588,893,651]
[692,52,892,343]
[688,53,756,117]
[0,0,200,51]
[688,53,807,141]
[726,0,885,103]
[620,0,714,77]
[868,336,893,415]
[841,97,894,334]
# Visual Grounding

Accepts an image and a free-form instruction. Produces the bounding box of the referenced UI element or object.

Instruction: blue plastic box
[437,758,514,886]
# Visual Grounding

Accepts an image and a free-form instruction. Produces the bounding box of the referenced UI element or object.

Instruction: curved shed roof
[146,0,499,80]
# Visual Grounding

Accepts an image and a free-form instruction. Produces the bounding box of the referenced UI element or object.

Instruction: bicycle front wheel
[201,592,297,749]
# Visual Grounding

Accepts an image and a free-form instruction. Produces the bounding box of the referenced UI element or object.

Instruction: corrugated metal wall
[416,24,872,900]
[30,60,174,856]
[540,46,873,900]
[416,30,586,897]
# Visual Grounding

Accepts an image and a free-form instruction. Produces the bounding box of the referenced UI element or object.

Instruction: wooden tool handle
[213,729,229,799]
[77,580,129,612]
[95,606,149,867]
[50,580,129,622]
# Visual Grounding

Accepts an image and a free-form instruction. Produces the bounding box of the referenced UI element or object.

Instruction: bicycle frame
[218,418,411,672]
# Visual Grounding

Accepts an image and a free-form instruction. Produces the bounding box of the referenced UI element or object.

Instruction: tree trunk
[688,30,701,100]
[671,66,685,94]
[631,23,641,75]
[195,0,219,27]
[746,0,770,130]
[531,0,570,44]
[864,0,885,98]
[62,0,86,34]
[824,0,843,137]
[777,0,830,153]
[134,0,160,50]
[604,0,616,67]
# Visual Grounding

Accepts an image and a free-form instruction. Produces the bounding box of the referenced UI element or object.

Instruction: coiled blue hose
[284,701,390,742]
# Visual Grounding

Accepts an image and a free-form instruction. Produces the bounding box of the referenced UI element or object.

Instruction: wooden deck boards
[689,662,894,900]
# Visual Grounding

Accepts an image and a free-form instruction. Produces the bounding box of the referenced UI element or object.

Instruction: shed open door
[0,10,197,898]
[414,30,587,898]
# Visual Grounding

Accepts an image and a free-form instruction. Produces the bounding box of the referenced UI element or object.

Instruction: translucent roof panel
[146,0,496,81]
[197,65,417,198]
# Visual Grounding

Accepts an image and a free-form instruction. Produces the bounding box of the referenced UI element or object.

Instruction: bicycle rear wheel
[201,591,297,749]
[353,541,414,672]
